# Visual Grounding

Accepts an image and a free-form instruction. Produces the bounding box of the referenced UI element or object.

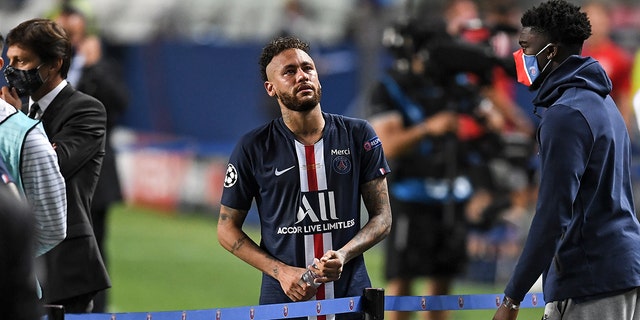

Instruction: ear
[264,81,276,97]
[51,57,63,74]
[547,44,558,60]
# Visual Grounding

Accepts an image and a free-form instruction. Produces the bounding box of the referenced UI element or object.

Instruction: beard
[277,86,322,112]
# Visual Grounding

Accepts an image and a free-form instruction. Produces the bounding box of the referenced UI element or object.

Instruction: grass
[104,204,544,319]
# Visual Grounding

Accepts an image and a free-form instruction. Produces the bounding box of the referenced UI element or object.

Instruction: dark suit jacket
[35,84,111,303]
[77,58,128,212]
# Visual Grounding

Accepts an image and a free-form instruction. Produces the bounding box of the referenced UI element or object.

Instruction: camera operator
[364,2,508,319]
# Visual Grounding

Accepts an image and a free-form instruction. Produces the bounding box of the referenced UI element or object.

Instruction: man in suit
[2,18,111,313]
[54,5,129,312]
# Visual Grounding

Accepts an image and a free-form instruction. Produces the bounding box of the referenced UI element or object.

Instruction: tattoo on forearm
[219,207,247,226]
[362,179,390,215]
[346,177,392,255]
[231,235,249,253]
[219,212,231,223]
[363,179,391,219]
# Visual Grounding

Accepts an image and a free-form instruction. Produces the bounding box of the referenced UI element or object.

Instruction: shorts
[384,199,468,280]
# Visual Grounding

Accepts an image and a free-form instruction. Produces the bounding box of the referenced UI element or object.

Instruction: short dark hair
[5,18,72,78]
[258,36,310,82]
[521,0,591,46]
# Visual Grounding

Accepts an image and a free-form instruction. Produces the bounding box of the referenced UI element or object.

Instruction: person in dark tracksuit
[494,1,640,319]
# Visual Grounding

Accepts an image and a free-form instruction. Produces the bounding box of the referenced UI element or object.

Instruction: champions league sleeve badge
[224,163,238,188]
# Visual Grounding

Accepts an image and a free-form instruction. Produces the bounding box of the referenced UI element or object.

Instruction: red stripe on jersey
[314,233,326,309]
[305,145,326,317]
[305,145,318,191]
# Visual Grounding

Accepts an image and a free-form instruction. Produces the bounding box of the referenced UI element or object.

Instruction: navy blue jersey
[221,112,390,306]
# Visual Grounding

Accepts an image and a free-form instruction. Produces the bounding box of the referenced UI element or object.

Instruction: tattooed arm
[315,176,392,281]
[217,205,317,301]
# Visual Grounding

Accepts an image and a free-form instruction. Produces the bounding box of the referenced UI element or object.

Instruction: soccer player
[218,36,392,320]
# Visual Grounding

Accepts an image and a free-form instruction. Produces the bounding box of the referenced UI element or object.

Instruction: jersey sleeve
[220,138,258,211]
[21,126,67,257]
[357,120,391,184]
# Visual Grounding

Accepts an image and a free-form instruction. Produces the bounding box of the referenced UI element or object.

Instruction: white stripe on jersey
[295,140,327,192]
[296,139,335,319]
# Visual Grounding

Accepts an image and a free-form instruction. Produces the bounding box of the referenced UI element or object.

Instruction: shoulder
[238,121,276,143]
[232,120,281,155]
[52,87,107,122]
[541,104,591,139]
[327,113,370,131]
[329,114,378,144]
[0,99,18,119]
[69,88,105,109]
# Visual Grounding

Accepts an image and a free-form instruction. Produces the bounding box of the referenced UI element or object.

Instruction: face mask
[3,65,45,97]
[512,43,552,87]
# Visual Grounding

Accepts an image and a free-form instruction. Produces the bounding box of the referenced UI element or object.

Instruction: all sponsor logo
[296,192,338,224]
[283,305,289,317]
[277,191,356,234]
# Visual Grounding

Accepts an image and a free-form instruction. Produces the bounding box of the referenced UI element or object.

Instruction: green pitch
[105,204,543,319]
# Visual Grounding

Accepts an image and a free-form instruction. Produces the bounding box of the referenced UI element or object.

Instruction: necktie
[28,103,40,119]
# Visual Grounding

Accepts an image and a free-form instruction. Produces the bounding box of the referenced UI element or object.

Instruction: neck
[281,105,325,145]
[33,77,64,101]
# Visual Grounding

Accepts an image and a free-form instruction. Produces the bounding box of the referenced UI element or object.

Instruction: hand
[314,250,345,283]
[0,86,21,110]
[465,189,492,224]
[492,306,519,320]
[422,111,457,137]
[280,265,317,302]
[492,297,520,320]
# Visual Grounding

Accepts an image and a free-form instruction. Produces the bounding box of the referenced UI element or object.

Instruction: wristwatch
[502,297,520,311]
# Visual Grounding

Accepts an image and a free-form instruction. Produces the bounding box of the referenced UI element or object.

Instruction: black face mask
[3,65,45,97]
